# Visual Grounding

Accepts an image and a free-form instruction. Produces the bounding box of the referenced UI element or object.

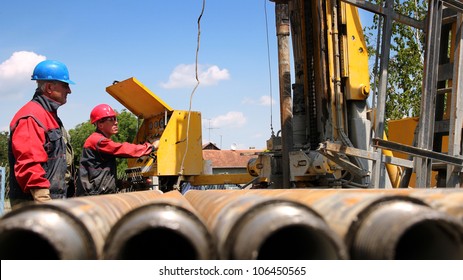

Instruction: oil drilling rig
[246,0,463,191]
[104,0,463,193]
[1,0,463,260]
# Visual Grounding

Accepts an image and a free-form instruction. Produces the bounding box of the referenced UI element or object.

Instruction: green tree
[69,121,94,167]
[364,0,427,120]
[0,131,9,167]
[111,110,141,179]
[69,109,140,180]
[0,131,10,198]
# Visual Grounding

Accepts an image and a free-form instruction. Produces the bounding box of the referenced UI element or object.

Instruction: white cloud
[259,95,275,106]
[208,111,246,129]
[242,95,275,106]
[161,63,230,89]
[241,97,255,105]
[0,51,46,100]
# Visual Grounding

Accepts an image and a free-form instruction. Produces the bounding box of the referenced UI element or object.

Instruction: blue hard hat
[31,60,75,85]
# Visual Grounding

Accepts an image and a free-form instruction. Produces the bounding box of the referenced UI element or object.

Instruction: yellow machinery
[106,77,254,191]
[246,0,463,190]
[245,0,375,189]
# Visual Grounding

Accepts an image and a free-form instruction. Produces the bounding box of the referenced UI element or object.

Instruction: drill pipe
[184,190,347,260]
[103,190,215,259]
[243,189,463,259]
[0,190,162,259]
[411,189,463,222]
[324,188,463,222]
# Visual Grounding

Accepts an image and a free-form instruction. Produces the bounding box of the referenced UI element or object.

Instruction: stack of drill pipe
[184,189,348,259]
[244,189,463,259]
[0,190,163,260]
[313,188,463,222]
[103,190,215,259]
[329,188,463,222]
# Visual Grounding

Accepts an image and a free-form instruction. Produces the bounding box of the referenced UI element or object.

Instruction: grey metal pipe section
[244,189,463,259]
[103,191,215,259]
[184,190,347,259]
[0,190,163,259]
[352,200,463,259]
[0,204,95,259]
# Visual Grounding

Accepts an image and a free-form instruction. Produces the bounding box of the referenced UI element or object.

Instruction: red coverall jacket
[8,91,68,201]
[76,131,153,196]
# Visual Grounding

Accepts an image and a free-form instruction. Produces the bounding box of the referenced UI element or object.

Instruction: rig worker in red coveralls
[8,60,75,208]
[76,104,158,196]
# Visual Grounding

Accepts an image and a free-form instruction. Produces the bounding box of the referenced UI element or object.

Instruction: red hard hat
[90,104,117,124]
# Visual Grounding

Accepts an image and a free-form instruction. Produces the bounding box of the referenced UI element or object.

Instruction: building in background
[199,142,261,189]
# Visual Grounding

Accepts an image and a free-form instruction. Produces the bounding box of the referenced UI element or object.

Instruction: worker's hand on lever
[152,139,160,150]
[30,188,51,203]
[148,139,160,159]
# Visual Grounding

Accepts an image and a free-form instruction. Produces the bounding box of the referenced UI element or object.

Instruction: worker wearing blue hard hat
[31,60,75,85]
[8,59,76,208]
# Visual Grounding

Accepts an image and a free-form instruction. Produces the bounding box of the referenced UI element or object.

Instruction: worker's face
[44,81,72,105]
[98,116,118,137]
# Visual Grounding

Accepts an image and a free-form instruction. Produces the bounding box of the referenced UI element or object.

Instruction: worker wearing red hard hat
[76,104,157,196]
[8,60,76,208]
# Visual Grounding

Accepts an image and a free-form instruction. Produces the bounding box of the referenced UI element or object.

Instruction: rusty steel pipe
[243,189,463,259]
[0,190,162,259]
[0,204,94,259]
[103,191,215,259]
[184,190,347,260]
[325,188,463,222]
[352,200,463,259]
[411,189,463,222]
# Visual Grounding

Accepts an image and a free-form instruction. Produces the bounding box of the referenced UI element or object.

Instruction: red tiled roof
[202,150,262,168]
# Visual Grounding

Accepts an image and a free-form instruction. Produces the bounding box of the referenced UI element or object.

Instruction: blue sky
[0,1,373,150]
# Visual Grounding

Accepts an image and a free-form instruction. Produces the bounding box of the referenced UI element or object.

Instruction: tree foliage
[69,121,94,167]
[0,131,8,167]
[110,110,140,179]
[0,131,9,197]
[364,0,427,120]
